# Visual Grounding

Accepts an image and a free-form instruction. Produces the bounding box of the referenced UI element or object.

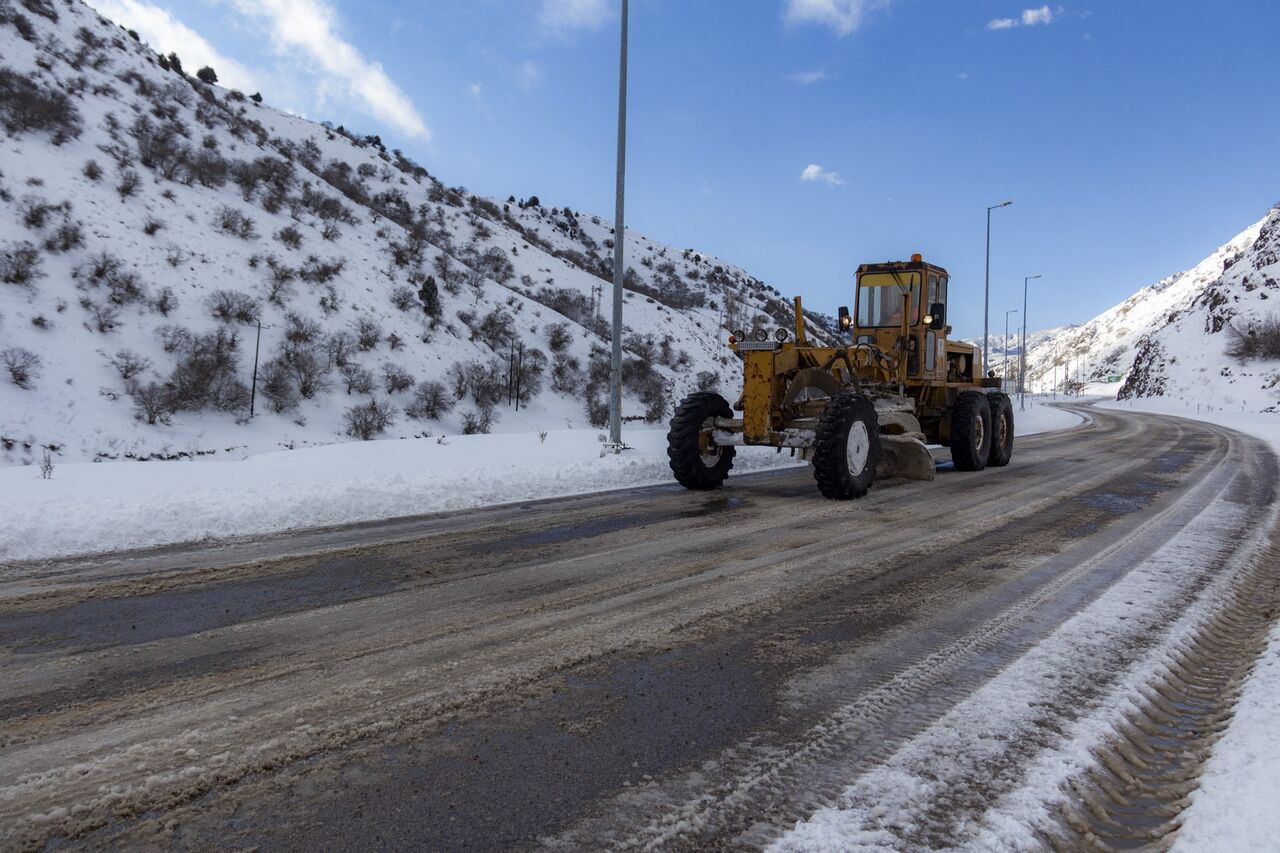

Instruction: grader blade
[876,435,936,481]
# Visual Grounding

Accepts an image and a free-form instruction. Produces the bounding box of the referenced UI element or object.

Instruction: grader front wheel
[813,392,881,500]
[667,392,736,490]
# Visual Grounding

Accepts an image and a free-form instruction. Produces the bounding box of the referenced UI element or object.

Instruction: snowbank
[0,401,1082,564]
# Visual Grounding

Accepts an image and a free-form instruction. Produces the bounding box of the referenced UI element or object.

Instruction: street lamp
[983,200,1013,373]
[607,0,629,448]
[1019,274,1042,412]
[1003,308,1018,391]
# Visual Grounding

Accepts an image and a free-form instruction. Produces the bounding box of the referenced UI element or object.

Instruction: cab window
[856,272,921,327]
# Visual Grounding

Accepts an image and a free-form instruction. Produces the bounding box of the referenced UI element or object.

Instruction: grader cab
[667,255,1014,499]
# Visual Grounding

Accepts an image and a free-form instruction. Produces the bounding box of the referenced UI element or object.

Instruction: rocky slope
[1021,205,1280,411]
[0,0,835,466]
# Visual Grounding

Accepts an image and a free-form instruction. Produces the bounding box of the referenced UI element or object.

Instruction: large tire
[667,392,736,490]
[813,392,881,500]
[987,392,1014,467]
[950,391,992,472]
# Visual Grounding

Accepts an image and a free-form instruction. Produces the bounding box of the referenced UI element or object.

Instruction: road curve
[0,404,1276,850]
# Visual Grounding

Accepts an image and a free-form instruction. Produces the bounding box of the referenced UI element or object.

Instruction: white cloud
[784,0,890,37]
[91,0,257,91]
[787,70,827,84]
[956,71,970,80]
[468,82,494,121]
[800,163,845,186]
[987,5,1057,31]
[225,0,430,140]
[1022,5,1054,25]
[539,0,611,34]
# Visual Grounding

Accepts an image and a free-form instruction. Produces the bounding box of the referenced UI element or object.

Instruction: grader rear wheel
[987,393,1015,467]
[667,392,736,490]
[813,392,881,499]
[950,390,993,472]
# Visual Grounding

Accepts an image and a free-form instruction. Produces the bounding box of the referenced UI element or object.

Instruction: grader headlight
[774,328,789,343]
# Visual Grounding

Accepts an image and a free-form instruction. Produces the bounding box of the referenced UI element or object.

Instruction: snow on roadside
[0,428,797,563]
[1009,396,1085,435]
[0,400,1081,564]
[1096,397,1280,852]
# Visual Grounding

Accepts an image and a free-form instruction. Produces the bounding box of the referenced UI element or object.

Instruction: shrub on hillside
[383,362,414,394]
[345,398,395,440]
[405,381,453,420]
[340,362,374,395]
[355,317,382,350]
[167,328,249,411]
[276,225,303,250]
[0,68,81,141]
[81,298,121,333]
[546,322,572,353]
[1,242,42,286]
[82,159,103,181]
[1226,315,1280,361]
[390,285,416,312]
[550,354,581,393]
[461,407,492,435]
[3,347,40,389]
[207,289,261,324]
[196,66,218,84]
[258,358,300,413]
[116,169,140,199]
[130,381,172,424]
[107,349,151,381]
[214,206,257,240]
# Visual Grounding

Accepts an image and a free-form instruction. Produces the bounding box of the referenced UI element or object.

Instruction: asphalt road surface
[2,403,1276,850]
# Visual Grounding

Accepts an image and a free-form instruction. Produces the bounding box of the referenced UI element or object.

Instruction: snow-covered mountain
[1016,206,1280,411]
[0,0,837,466]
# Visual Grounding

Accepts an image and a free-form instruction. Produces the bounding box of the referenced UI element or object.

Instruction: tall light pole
[983,200,1012,374]
[1003,308,1018,392]
[1019,273,1041,412]
[607,0,628,447]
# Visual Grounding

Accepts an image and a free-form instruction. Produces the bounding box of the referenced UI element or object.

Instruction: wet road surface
[1,404,1276,850]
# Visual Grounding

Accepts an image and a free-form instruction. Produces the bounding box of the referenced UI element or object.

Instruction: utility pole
[983,200,1012,373]
[249,319,262,418]
[1019,274,1041,412]
[1003,308,1018,392]
[607,0,628,448]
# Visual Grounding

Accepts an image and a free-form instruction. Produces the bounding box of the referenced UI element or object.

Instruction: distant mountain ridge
[996,206,1280,411]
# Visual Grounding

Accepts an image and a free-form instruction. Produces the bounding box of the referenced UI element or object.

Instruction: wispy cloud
[468,82,494,121]
[92,0,257,91]
[516,60,542,92]
[539,0,611,34]
[800,163,845,186]
[784,0,890,37]
[225,0,430,140]
[787,69,827,84]
[986,5,1058,31]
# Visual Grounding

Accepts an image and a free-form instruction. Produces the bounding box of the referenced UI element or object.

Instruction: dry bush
[3,347,40,388]
[345,398,395,440]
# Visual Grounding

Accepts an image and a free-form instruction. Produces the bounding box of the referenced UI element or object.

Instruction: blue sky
[95,0,1280,339]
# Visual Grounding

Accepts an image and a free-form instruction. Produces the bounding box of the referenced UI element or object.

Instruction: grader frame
[667,255,1015,499]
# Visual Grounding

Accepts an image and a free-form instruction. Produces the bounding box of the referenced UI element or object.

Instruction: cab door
[924,272,948,380]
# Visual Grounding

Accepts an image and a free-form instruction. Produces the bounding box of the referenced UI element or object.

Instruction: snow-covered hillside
[0,0,836,466]
[1017,205,1280,411]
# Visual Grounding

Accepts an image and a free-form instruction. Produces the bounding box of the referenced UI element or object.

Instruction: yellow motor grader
[667,255,1014,499]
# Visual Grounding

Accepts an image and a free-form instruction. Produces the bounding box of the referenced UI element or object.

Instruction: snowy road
[1,404,1276,850]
